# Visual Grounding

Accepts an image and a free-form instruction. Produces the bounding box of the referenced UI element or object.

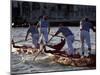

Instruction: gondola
[12,38,96,67]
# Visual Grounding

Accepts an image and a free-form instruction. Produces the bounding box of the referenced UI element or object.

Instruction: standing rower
[25,22,39,48]
[54,23,75,57]
[37,15,50,44]
[80,17,95,56]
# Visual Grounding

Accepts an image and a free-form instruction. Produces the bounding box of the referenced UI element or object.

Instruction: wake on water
[11,50,96,74]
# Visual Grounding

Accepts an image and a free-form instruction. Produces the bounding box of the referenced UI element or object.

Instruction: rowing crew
[23,16,95,57]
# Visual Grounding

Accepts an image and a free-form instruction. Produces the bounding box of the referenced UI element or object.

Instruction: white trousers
[80,30,91,51]
[66,35,74,55]
[39,27,48,44]
[32,34,39,48]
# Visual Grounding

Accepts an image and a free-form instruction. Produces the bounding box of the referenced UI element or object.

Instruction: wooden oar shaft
[49,34,64,38]
[33,35,55,61]
[33,48,43,61]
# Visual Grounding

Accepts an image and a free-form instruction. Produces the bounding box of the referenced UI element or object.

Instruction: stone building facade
[12,1,96,26]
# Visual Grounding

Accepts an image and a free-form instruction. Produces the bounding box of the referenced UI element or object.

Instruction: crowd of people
[25,15,96,57]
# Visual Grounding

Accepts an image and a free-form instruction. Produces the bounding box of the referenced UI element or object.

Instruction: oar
[33,35,55,61]
[49,34,64,38]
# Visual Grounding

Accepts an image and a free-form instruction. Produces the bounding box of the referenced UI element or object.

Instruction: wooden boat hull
[52,54,96,67]
[12,45,38,54]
